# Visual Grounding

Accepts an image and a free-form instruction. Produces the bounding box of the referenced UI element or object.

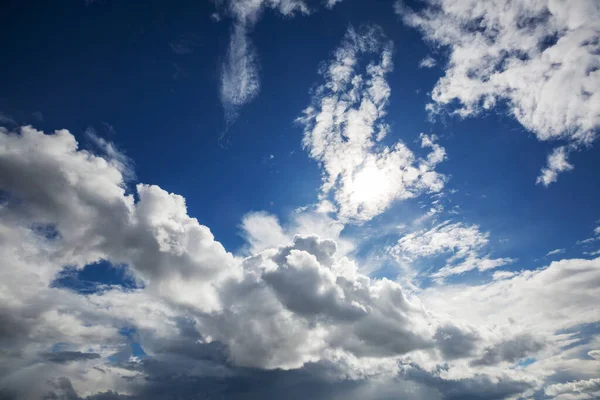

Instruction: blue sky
[0,0,599,399]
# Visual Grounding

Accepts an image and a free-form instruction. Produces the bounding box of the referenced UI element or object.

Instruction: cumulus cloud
[1,126,598,399]
[298,27,446,222]
[398,0,600,184]
[492,270,516,280]
[537,146,574,186]
[389,221,514,279]
[0,125,461,397]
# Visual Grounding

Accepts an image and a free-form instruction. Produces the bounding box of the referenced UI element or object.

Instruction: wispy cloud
[215,0,309,130]
[546,248,566,257]
[298,26,446,222]
[389,220,515,279]
[0,111,16,126]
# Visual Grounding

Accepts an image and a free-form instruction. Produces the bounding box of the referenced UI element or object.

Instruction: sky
[0,0,599,399]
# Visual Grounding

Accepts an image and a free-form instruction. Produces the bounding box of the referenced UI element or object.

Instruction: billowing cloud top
[1,2,600,399]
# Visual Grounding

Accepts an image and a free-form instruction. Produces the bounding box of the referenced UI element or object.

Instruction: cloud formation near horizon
[0,124,598,399]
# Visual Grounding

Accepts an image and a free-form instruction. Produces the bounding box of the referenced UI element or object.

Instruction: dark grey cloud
[41,351,101,364]
[434,324,480,360]
[402,365,535,400]
[470,334,545,366]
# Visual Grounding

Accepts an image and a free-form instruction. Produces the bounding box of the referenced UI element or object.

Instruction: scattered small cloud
[0,111,16,126]
[546,248,566,257]
[418,55,436,68]
[537,147,574,186]
[32,111,44,121]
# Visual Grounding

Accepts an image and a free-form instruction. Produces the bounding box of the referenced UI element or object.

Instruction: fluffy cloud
[0,126,455,397]
[389,221,514,279]
[398,0,600,184]
[1,126,598,399]
[298,27,446,222]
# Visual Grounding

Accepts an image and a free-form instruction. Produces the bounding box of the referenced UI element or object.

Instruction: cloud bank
[1,124,598,398]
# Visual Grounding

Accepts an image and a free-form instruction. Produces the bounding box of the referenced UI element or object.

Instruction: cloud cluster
[0,126,454,398]
[1,125,599,398]
[389,221,515,279]
[298,27,446,222]
[398,0,600,184]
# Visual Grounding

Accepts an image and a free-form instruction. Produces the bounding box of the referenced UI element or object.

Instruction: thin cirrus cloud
[298,27,446,222]
[397,0,600,185]
[389,221,515,280]
[215,0,342,131]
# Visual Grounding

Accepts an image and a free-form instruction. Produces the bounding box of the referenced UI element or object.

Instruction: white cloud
[547,248,566,256]
[398,0,600,184]
[325,0,343,9]
[422,257,600,335]
[418,55,436,68]
[389,221,514,279]
[537,146,574,186]
[216,0,309,123]
[298,27,446,222]
[1,126,598,399]
[432,254,515,280]
[241,211,289,254]
[216,0,344,126]
[492,270,516,280]
[0,126,450,396]
[577,223,600,246]
[391,221,488,260]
